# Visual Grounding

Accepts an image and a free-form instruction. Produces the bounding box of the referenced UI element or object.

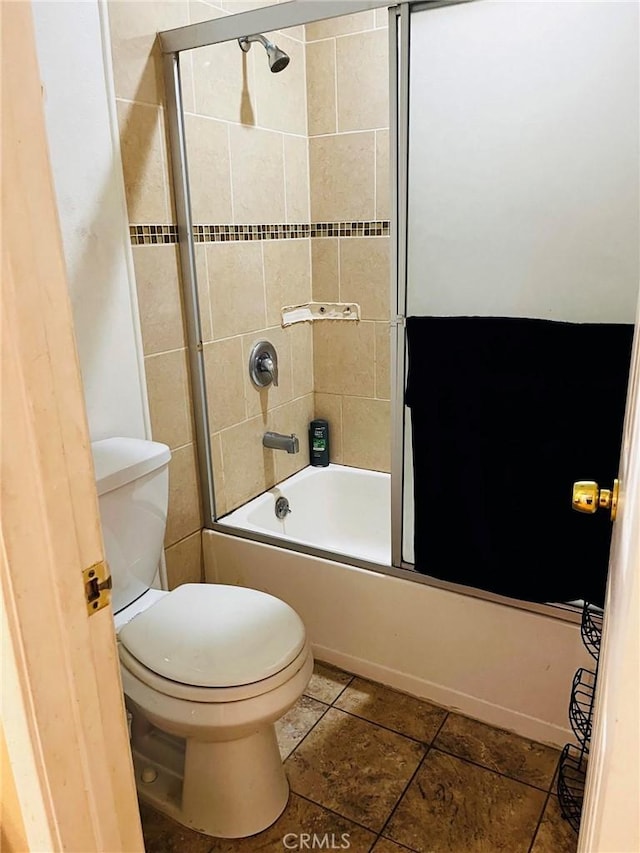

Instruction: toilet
[92,436,313,839]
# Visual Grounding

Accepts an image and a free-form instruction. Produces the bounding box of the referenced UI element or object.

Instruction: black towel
[406,316,633,606]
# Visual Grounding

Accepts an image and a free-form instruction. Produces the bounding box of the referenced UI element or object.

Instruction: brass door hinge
[83,560,112,615]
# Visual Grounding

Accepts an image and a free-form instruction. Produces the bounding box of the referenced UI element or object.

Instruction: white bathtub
[218,464,391,566]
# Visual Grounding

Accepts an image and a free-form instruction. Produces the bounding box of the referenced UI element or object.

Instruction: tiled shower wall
[108,1,391,584]
[306,9,391,473]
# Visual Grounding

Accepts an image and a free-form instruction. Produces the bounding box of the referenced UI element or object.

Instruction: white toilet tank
[91,438,171,614]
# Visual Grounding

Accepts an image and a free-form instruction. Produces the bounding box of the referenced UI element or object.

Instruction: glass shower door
[401,0,639,604]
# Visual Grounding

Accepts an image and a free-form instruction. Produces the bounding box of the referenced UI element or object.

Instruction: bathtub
[218,463,391,566]
[206,463,589,748]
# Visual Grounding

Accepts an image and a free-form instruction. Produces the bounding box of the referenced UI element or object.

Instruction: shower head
[238,33,290,73]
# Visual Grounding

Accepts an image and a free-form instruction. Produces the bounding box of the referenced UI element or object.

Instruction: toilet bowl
[92,437,313,838]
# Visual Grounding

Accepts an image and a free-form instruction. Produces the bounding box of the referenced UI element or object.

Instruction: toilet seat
[119,639,311,703]
[118,583,307,696]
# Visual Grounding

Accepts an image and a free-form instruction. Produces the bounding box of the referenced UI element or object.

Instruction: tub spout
[263,431,299,454]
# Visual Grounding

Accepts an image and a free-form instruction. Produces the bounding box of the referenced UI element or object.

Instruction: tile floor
[139,662,579,853]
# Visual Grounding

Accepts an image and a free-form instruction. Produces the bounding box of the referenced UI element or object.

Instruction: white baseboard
[313,643,573,748]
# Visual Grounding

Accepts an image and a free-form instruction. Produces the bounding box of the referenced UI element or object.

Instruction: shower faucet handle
[249,340,278,388]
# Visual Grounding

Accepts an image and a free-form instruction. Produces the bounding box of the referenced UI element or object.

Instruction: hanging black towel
[406,316,633,606]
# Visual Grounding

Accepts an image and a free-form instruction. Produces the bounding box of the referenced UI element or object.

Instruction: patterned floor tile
[276,694,328,759]
[304,661,353,704]
[530,795,578,853]
[335,678,447,743]
[371,838,417,853]
[384,748,546,853]
[434,713,560,789]
[138,801,213,853]
[286,707,425,832]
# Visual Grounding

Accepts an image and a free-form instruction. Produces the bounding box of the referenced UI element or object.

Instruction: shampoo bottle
[309,419,330,467]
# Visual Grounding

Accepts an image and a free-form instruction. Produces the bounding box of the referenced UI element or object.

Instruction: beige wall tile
[180,52,196,114]
[243,326,294,417]
[165,443,202,546]
[376,130,390,220]
[108,1,189,105]
[254,34,306,135]
[132,245,185,355]
[313,321,375,397]
[314,392,343,463]
[164,531,203,589]
[375,7,389,28]
[184,115,232,223]
[229,125,286,222]
[375,322,391,401]
[284,135,310,222]
[309,133,375,221]
[273,394,314,482]
[189,1,225,23]
[145,349,193,449]
[222,0,277,10]
[219,415,277,510]
[289,323,314,398]
[311,239,339,302]
[263,239,311,326]
[306,40,336,136]
[337,30,389,132]
[210,432,228,518]
[116,100,169,223]
[340,237,390,320]
[342,397,390,472]
[282,25,304,42]
[306,11,375,41]
[192,36,256,125]
[194,245,213,342]
[206,242,266,339]
[203,337,247,431]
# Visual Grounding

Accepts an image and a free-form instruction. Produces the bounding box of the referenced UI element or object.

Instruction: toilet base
[132,721,289,838]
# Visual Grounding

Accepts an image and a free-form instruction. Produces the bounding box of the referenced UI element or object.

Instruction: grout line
[428,744,555,793]
[144,345,188,358]
[327,704,443,749]
[292,791,378,837]
[283,699,332,759]
[281,134,288,223]
[333,37,339,133]
[306,25,378,46]
[527,786,553,853]
[181,108,308,141]
[310,127,389,139]
[226,123,236,223]
[373,130,378,219]
[377,713,449,842]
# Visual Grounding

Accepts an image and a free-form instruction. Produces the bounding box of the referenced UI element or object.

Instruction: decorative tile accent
[130,224,179,245]
[129,221,390,245]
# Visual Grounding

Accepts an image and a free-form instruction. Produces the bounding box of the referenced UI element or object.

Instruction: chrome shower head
[238,34,290,73]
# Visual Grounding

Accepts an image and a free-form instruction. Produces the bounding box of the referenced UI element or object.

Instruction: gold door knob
[572,479,619,521]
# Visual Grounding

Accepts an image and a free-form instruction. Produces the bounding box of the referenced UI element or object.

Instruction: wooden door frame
[1,3,143,850]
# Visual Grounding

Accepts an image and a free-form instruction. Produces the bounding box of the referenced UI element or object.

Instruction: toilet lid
[118,584,306,688]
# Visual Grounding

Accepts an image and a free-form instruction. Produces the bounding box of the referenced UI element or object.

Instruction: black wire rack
[568,667,596,751]
[557,600,602,832]
[581,602,604,660]
[557,743,588,833]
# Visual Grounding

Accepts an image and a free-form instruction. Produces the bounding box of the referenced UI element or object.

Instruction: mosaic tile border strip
[130,221,390,245]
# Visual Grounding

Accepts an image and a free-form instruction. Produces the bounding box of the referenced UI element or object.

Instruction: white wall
[32,0,149,442]
[406,0,639,322]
